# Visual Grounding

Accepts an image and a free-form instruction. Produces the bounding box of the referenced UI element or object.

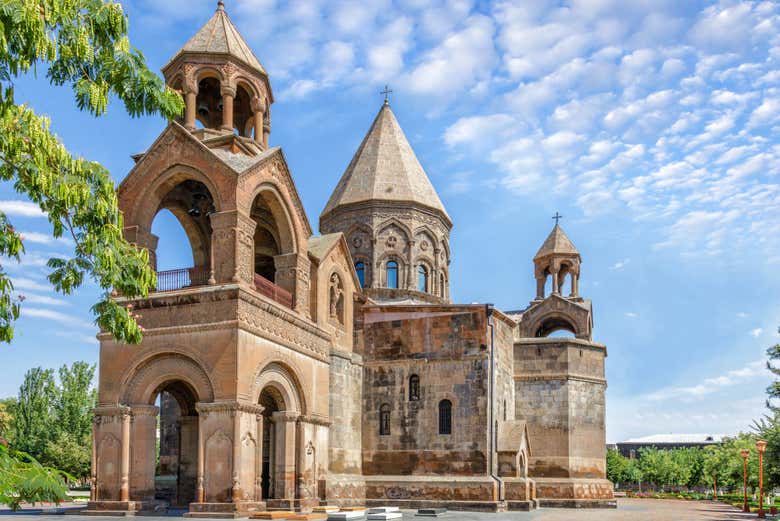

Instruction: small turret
[161,1,272,147]
[533,217,581,300]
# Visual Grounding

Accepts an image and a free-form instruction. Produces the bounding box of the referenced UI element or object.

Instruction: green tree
[607,449,643,489]
[767,327,780,412]
[0,0,184,344]
[54,362,96,443]
[44,362,95,479]
[10,367,56,457]
[0,398,14,441]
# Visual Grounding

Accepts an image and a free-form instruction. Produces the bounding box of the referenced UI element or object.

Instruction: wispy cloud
[645,360,766,402]
[18,231,72,247]
[751,328,764,338]
[55,331,98,346]
[610,259,631,271]
[19,293,67,307]
[0,200,45,218]
[21,307,94,330]
[11,277,50,292]
[625,312,638,318]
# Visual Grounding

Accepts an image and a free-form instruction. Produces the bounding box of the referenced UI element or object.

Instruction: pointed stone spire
[321,103,450,223]
[534,224,579,261]
[164,1,266,77]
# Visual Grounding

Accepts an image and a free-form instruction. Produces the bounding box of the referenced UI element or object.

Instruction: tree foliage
[9,362,96,481]
[0,0,184,344]
[0,443,69,510]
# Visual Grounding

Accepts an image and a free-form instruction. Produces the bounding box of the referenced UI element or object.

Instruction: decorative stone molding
[195,401,265,417]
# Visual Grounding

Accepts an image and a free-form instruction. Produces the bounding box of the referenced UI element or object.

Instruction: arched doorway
[253,363,305,506]
[259,387,283,500]
[152,380,199,507]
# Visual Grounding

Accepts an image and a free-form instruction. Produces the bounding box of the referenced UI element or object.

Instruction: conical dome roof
[164,2,266,77]
[321,103,450,223]
[534,224,579,260]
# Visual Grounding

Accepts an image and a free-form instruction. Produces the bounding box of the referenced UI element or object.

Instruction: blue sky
[1,0,779,443]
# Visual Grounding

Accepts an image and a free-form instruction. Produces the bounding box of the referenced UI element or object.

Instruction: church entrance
[259,387,282,500]
[153,381,199,507]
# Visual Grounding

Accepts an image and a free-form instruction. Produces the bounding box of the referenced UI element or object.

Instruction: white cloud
[21,307,94,330]
[11,277,50,292]
[645,360,765,402]
[610,258,630,270]
[405,15,496,98]
[751,328,764,338]
[19,293,67,306]
[443,114,514,148]
[624,312,638,318]
[18,231,72,247]
[0,200,45,218]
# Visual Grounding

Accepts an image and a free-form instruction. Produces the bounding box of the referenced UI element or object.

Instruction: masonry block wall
[513,337,613,503]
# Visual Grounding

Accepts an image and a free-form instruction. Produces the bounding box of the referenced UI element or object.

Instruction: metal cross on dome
[381,84,393,105]
[552,212,563,225]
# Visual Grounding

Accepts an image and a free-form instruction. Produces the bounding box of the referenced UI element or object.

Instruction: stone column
[91,419,97,501]
[196,413,205,503]
[232,409,242,502]
[220,85,236,132]
[183,68,199,131]
[123,226,159,273]
[129,405,159,501]
[274,253,311,316]
[179,416,199,505]
[551,269,560,295]
[272,411,299,501]
[536,277,545,299]
[571,273,579,297]
[210,211,256,286]
[120,409,131,502]
[255,414,264,501]
[251,97,266,146]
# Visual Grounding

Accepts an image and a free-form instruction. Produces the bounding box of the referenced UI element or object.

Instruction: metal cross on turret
[552,212,563,225]
[381,84,393,105]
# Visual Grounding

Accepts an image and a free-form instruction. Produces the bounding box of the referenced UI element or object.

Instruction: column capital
[271,410,300,423]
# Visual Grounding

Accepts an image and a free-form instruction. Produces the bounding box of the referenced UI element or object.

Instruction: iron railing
[155,267,210,292]
[254,273,293,308]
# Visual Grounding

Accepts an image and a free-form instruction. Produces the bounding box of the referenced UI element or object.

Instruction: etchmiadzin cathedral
[87,2,614,517]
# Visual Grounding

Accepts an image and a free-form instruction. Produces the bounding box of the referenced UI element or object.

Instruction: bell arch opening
[250,188,296,285]
[195,76,223,130]
[152,380,200,508]
[151,179,216,290]
[535,316,577,338]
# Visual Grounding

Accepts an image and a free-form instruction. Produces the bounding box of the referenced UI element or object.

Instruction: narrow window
[439,274,445,297]
[355,262,365,288]
[409,375,420,401]
[438,399,452,435]
[417,265,428,292]
[379,404,391,436]
[386,261,398,289]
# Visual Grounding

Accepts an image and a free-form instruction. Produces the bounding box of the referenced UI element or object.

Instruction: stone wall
[326,348,365,503]
[360,305,491,476]
[513,336,613,505]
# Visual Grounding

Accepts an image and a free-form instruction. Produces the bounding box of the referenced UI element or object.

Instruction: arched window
[417,265,428,292]
[355,262,365,288]
[379,404,391,436]
[438,399,452,435]
[408,375,420,401]
[440,274,445,297]
[386,261,398,289]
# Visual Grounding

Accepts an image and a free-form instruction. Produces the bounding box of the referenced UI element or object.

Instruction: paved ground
[0,499,762,521]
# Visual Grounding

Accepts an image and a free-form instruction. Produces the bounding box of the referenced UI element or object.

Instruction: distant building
[616,434,726,459]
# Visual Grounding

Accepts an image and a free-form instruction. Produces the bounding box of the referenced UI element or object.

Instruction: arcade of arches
[89,2,612,516]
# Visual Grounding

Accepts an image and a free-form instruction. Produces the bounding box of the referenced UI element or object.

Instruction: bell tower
[162,1,272,147]
[512,220,614,507]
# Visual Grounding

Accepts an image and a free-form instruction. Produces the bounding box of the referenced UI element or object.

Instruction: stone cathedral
[87,3,614,517]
